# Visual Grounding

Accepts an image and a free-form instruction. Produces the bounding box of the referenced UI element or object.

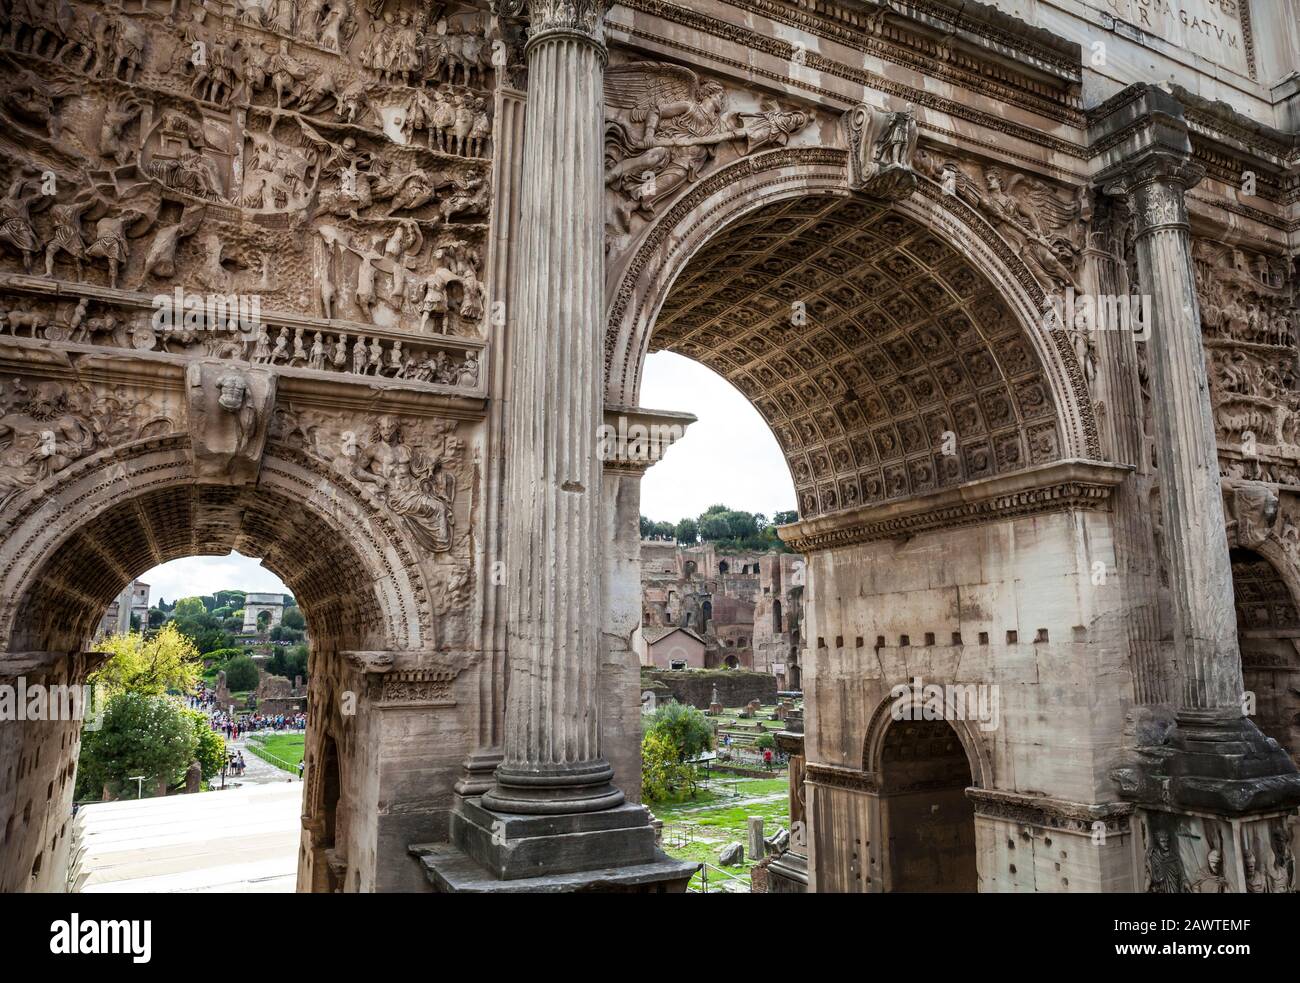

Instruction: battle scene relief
[0,0,503,392]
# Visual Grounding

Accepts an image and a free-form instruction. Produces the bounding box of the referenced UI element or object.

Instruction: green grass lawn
[247,733,305,773]
[649,776,790,891]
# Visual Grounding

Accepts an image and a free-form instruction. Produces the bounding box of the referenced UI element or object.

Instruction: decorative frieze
[780,460,1126,553]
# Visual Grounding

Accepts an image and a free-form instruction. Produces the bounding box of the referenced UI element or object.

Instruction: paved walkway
[229,731,303,785]
[78,780,301,893]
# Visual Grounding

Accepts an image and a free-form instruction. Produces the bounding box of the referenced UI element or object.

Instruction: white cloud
[638,351,795,523]
[140,552,289,607]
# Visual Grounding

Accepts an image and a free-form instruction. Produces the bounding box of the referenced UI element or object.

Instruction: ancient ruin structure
[2,0,1299,893]
[241,591,285,632]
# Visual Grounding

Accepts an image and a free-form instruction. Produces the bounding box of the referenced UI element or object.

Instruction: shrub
[647,700,713,761]
[77,693,197,799]
[641,732,695,802]
[223,654,259,691]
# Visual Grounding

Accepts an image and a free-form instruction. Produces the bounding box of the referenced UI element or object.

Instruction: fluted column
[482,0,622,814]
[1109,152,1241,720]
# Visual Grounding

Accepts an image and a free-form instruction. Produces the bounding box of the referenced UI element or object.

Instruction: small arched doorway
[877,718,977,892]
[1231,548,1300,766]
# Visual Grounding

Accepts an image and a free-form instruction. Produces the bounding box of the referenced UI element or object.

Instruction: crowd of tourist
[188,683,307,745]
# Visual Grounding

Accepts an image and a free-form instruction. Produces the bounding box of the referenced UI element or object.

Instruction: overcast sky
[138,351,793,602]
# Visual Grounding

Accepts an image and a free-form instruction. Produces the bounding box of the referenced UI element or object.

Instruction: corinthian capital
[1102,150,1205,238]
[497,0,610,47]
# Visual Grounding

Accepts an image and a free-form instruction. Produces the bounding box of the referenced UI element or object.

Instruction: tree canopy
[640,504,795,552]
[92,624,202,698]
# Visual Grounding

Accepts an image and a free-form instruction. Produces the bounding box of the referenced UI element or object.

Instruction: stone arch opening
[1231,547,1300,766]
[608,151,1098,520]
[877,717,978,893]
[613,179,1094,524]
[0,435,427,892]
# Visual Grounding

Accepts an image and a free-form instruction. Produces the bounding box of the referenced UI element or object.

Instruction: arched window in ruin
[773,599,783,633]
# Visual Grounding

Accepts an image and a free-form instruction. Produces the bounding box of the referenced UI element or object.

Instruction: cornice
[779,459,1130,553]
[966,787,1134,834]
[612,0,1087,131]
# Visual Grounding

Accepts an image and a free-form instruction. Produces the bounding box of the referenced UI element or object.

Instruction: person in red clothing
[763,748,773,771]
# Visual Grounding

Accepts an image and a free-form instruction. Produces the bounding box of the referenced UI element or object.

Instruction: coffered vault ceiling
[648,195,1062,519]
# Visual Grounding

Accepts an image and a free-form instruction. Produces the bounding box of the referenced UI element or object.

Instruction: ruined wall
[642,667,777,709]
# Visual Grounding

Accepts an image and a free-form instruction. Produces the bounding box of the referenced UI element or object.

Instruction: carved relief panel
[0,0,501,389]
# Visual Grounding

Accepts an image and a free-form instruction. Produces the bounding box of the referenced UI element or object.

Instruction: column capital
[1102,151,1205,237]
[1088,83,1204,235]
[497,0,610,53]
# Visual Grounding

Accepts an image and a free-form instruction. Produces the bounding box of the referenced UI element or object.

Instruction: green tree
[173,597,207,619]
[214,589,246,609]
[772,510,798,525]
[192,626,233,655]
[281,606,306,631]
[698,512,731,541]
[674,517,699,544]
[224,654,259,691]
[203,647,243,668]
[147,609,166,628]
[641,731,695,802]
[267,644,309,680]
[77,693,198,800]
[92,623,202,698]
[186,707,227,783]
[270,625,304,643]
[647,701,713,761]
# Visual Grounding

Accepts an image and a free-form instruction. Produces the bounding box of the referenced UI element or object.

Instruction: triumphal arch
[1,0,1298,893]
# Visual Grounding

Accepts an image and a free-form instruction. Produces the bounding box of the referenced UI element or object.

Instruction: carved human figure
[43,192,94,280]
[309,331,326,370]
[457,350,479,388]
[251,324,272,363]
[216,371,257,459]
[0,173,46,273]
[269,326,289,363]
[85,212,134,289]
[1146,829,1184,893]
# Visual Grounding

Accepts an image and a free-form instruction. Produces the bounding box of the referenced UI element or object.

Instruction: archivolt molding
[606,146,848,402]
[0,434,430,653]
[861,686,992,791]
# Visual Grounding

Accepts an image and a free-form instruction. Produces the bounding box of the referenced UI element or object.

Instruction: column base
[408,795,699,892]
[480,758,625,815]
[1115,710,1300,814]
[453,748,503,798]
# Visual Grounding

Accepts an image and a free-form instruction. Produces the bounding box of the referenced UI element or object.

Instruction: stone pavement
[78,780,301,893]
[230,731,304,786]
